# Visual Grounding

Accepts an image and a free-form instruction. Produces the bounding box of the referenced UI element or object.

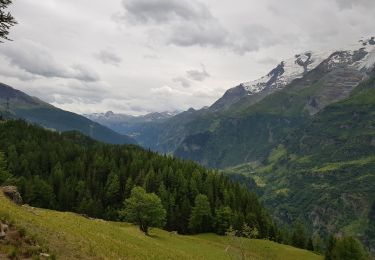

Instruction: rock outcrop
[2,186,23,205]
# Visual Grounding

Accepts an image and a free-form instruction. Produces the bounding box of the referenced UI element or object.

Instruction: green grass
[0,192,322,260]
[313,156,375,173]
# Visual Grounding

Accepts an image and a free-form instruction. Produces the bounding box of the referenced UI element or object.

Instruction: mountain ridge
[0,83,137,145]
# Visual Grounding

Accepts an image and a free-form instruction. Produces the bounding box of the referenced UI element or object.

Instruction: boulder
[2,186,23,205]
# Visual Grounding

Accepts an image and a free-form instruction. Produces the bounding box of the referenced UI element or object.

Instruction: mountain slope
[0,191,322,260]
[223,76,375,253]
[0,83,136,145]
[99,38,375,161]
[175,38,375,168]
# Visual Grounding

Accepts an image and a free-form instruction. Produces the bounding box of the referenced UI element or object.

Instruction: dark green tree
[328,237,370,260]
[215,206,233,235]
[325,235,337,260]
[0,151,11,184]
[306,237,314,251]
[120,186,166,235]
[0,0,17,42]
[189,194,212,233]
[291,221,307,249]
[365,201,375,249]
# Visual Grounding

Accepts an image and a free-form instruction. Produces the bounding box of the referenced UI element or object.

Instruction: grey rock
[2,186,23,205]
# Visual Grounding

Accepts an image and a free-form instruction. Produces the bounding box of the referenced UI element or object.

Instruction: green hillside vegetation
[175,60,370,168]
[0,120,282,241]
[223,77,375,252]
[0,192,322,260]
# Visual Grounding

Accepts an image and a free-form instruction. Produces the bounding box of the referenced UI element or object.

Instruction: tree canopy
[0,0,17,42]
[0,120,280,240]
[120,186,166,235]
[325,236,371,260]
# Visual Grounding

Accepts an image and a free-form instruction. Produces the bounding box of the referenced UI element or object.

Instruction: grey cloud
[95,49,122,66]
[120,0,280,55]
[173,77,191,88]
[121,0,230,51]
[122,0,211,24]
[0,40,100,82]
[335,0,375,10]
[167,20,228,48]
[231,25,280,55]
[186,66,210,81]
[257,57,279,65]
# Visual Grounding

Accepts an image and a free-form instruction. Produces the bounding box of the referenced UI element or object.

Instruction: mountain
[0,83,136,145]
[84,110,179,138]
[209,49,331,112]
[102,38,375,161]
[175,37,375,168]
[223,76,375,254]
[0,191,322,260]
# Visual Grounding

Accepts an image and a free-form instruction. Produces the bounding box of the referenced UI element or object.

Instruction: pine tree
[0,0,17,42]
[215,206,233,235]
[189,194,212,233]
[0,151,11,184]
[291,221,307,249]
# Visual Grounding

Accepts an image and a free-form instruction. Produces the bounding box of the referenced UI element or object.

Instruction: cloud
[335,0,375,10]
[173,77,191,88]
[122,0,212,24]
[95,49,122,66]
[186,66,210,81]
[167,20,228,48]
[0,40,100,82]
[231,25,281,55]
[120,0,230,51]
[119,0,283,55]
[257,57,279,65]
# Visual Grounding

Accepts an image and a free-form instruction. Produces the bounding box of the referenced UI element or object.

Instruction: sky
[0,0,374,115]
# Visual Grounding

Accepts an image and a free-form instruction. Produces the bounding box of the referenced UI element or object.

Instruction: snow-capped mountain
[210,37,375,111]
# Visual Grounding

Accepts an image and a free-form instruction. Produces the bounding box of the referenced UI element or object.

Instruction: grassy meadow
[0,192,322,259]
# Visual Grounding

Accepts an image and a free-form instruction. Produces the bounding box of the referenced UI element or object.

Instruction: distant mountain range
[0,83,136,145]
[87,37,375,166]
[84,110,179,139]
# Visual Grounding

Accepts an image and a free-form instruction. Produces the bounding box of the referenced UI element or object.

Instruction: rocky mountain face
[174,37,375,168]
[0,83,136,145]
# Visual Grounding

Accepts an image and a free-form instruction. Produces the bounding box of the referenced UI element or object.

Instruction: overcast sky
[0,0,374,115]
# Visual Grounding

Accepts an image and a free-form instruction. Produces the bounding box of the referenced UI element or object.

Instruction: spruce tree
[0,0,17,42]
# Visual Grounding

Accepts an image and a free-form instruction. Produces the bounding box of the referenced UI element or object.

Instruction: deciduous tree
[120,186,166,235]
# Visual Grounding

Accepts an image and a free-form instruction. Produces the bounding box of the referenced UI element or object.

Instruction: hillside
[89,38,375,166]
[175,42,375,168]
[0,120,281,240]
[0,83,136,145]
[223,77,375,253]
[0,192,322,260]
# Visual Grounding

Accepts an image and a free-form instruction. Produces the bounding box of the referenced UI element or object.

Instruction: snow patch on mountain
[241,50,330,95]
[240,37,375,97]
